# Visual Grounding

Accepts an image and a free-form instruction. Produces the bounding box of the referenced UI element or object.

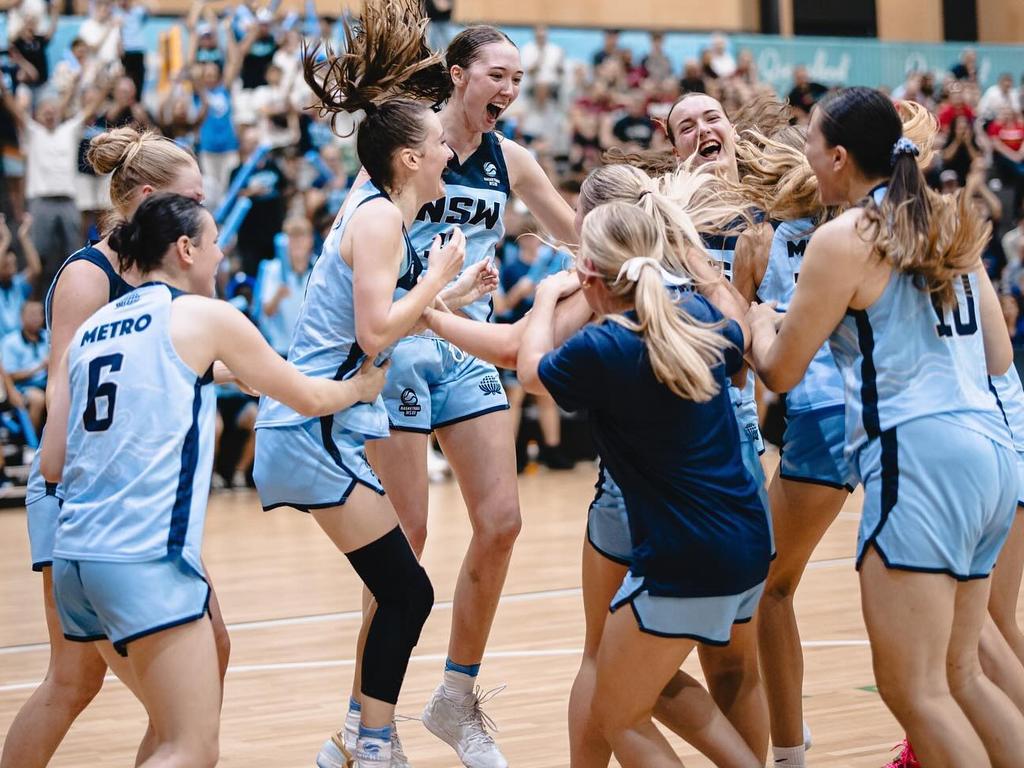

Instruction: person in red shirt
[988,106,1024,213]
[937,83,976,132]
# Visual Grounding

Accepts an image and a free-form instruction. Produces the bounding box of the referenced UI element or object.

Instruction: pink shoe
[884,739,921,768]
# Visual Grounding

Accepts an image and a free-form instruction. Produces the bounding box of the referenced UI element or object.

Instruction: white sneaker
[315,732,350,768]
[354,735,391,767]
[803,721,813,751]
[390,723,411,768]
[421,684,508,768]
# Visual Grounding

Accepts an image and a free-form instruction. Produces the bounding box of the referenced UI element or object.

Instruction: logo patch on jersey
[398,387,422,417]
[478,375,502,396]
[115,293,141,309]
[483,162,500,187]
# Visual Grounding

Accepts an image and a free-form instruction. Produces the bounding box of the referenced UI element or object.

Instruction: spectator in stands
[1002,203,1024,293]
[964,157,1006,278]
[494,214,574,472]
[158,73,206,152]
[641,32,672,84]
[733,49,758,85]
[251,63,300,149]
[258,215,315,356]
[988,105,1024,214]
[979,73,1021,122]
[521,25,565,95]
[2,300,48,433]
[892,72,934,110]
[77,0,122,71]
[592,29,620,68]
[0,73,106,291]
[787,64,827,121]
[187,1,227,69]
[708,32,736,78]
[610,93,656,151]
[0,214,40,334]
[950,47,978,83]
[680,58,706,94]
[230,126,287,276]
[239,9,278,91]
[116,0,150,98]
[77,74,151,236]
[937,81,976,131]
[941,113,981,185]
[192,21,243,212]
[10,5,60,90]
[423,0,454,52]
[520,81,569,159]
[213,383,259,489]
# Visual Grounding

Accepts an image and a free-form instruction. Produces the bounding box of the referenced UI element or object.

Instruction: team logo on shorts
[399,388,422,416]
[478,375,502,396]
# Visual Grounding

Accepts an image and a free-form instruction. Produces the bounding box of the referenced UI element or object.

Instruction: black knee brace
[346,526,434,704]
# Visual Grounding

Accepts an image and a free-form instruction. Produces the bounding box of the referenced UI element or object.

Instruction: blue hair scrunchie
[891,136,920,168]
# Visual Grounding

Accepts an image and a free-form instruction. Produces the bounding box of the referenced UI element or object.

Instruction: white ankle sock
[442,668,475,699]
[772,744,806,767]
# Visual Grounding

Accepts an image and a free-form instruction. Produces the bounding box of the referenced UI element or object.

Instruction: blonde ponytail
[580,202,735,402]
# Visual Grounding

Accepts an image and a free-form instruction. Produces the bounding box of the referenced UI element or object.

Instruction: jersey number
[931,275,977,338]
[84,354,124,432]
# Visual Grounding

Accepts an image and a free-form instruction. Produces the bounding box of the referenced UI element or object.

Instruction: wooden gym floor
[2,449,1016,767]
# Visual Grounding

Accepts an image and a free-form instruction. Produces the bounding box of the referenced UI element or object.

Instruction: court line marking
[0,560,857,657]
[0,641,871,694]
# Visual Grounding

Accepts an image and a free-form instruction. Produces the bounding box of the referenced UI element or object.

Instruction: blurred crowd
[1,1,1024,486]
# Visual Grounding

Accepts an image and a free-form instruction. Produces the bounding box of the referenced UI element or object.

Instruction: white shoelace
[457,685,506,746]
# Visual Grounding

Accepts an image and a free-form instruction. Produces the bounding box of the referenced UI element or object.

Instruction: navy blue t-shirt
[538,293,770,598]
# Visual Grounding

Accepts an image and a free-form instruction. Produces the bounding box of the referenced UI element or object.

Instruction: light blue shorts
[610,572,766,645]
[253,418,384,512]
[25,450,63,572]
[780,406,854,491]
[383,335,509,433]
[587,466,631,565]
[53,554,210,656]
[855,417,1018,580]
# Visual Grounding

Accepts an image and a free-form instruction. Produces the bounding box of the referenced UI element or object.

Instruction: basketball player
[748,86,1024,767]
[41,193,386,768]
[1,127,233,768]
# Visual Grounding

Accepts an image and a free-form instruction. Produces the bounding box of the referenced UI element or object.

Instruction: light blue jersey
[991,365,1024,454]
[757,218,845,414]
[828,228,1010,456]
[702,233,761,449]
[256,182,421,438]
[408,132,510,322]
[52,283,217,576]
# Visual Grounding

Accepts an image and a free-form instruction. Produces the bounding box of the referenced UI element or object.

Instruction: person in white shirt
[979,73,1022,122]
[521,25,565,93]
[77,0,122,68]
[0,73,106,290]
[708,32,736,78]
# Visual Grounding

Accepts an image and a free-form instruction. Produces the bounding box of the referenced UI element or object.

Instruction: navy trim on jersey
[857,427,899,571]
[850,309,881,439]
[778,473,855,493]
[442,132,511,196]
[387,423,433,434]
[112,583,212,656]
[168,374,209,554]
[45,245,133,330]
[590,463,609,509]
[31,559,53,572]
[701,234,739,252]
[989,377,1011,431]
[611,597,747,646]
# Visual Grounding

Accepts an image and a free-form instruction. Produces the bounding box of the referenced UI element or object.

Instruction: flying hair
[302,0,448,131]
